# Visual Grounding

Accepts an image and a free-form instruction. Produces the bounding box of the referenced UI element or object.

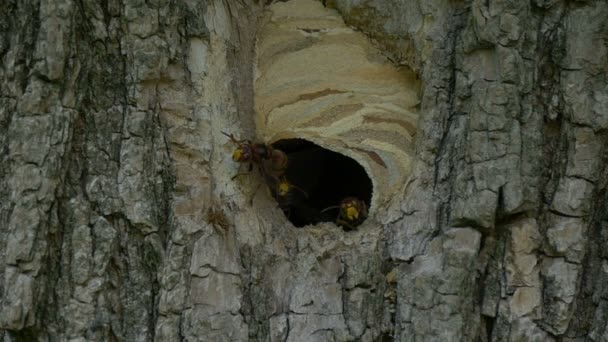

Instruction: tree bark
[1,0,607,341]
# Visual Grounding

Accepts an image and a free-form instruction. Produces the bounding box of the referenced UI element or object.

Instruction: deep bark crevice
[2,0,608,340]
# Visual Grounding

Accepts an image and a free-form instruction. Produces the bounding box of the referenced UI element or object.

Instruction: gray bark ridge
[1,0,607,341]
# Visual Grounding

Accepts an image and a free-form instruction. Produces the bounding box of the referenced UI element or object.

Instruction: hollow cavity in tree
[255,0,420,222]
[271,138,373,228]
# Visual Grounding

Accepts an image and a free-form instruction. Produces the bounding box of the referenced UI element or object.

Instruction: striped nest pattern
[255,0,420,212]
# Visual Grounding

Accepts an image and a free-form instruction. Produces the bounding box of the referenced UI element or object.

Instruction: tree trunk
[1,0,607,341]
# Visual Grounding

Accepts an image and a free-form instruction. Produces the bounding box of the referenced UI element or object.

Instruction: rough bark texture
[1,0,607,341]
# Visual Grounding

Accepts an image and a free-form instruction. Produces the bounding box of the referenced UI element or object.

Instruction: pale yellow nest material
[255,0,420,212]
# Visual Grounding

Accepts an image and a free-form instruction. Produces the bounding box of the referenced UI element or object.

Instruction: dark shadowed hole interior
[269,139,373,228]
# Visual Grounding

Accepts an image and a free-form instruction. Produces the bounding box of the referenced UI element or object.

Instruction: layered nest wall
[254,0,420,227]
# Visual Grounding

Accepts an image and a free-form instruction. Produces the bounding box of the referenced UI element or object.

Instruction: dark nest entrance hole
[268,139,373,228]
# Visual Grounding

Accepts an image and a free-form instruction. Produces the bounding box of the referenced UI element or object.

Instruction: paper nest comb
[255,0,420,214]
